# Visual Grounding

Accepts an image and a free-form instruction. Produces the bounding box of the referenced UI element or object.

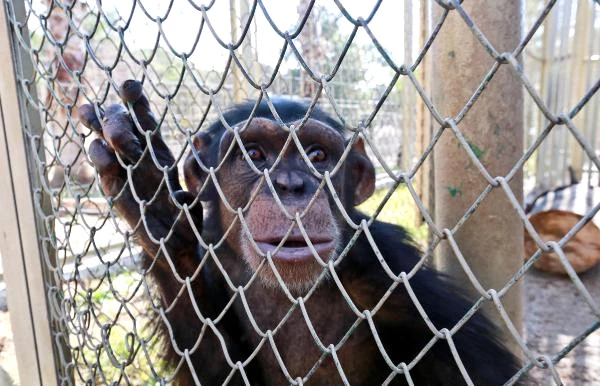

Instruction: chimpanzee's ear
[350,137,375,206]
[184,132,217,201]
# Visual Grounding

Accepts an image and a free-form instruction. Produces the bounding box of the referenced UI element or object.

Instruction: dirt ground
[0,266,599,385]
[524,264,600,385]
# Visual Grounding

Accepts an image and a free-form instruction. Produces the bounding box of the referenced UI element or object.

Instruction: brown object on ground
[524,210,600,274]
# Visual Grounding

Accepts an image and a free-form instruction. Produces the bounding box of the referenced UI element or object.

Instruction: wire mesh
[1,0,600,385]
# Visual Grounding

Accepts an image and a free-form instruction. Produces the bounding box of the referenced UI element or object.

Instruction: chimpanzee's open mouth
[279,240,308,248]
[255,236,335,262]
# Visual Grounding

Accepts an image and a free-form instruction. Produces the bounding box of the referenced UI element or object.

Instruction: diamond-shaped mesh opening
[1,0,599,385]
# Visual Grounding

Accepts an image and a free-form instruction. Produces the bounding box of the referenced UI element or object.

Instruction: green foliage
[317,8,366,86]
[358,186,428,245]
[76,271,167,384]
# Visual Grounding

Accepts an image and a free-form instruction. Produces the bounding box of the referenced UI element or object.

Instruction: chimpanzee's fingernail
[119,80,144,103]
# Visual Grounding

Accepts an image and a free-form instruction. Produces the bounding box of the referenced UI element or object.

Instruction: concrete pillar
[431,1,524,349]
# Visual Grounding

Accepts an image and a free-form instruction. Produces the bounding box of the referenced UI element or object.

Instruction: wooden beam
[0,1,60,385]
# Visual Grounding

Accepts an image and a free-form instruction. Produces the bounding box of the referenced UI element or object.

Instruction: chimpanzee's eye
[307,147,327,163]
[246,146,265,162]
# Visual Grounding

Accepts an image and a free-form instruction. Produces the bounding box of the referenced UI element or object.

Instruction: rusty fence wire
[1,0,599,385]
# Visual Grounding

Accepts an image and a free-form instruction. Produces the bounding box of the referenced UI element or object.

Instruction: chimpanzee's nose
[274,171,305,195]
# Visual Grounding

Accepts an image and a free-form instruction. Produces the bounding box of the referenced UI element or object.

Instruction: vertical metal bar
[0,1,60,385]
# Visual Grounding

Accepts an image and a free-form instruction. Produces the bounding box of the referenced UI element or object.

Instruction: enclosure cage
[0,0,599,385]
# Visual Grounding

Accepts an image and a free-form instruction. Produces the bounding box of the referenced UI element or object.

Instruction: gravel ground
[0,266,599,385]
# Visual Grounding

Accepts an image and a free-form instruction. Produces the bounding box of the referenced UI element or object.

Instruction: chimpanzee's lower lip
[255,241,335,262]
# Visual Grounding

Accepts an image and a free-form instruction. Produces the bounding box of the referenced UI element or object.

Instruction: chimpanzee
[79,80,521,385]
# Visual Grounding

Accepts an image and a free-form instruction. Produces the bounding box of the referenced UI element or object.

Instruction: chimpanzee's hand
[79,80,203,261]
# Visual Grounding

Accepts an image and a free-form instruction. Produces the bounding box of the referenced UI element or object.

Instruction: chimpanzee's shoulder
[348,211,423,273]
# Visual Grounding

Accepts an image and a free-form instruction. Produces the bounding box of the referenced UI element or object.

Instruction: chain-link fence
[0,0,599,385]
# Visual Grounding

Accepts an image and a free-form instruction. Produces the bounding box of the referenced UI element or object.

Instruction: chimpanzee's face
[207,117,373,291]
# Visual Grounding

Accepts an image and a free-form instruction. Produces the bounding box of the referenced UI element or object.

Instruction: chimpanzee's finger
[78,104,104,134]
[119,80,178,187]
[102,104,144,163]
[151,137,180,190]
[88,138,126,198]
[120,79,149,109]
[168,190,204,243]
[89,138,119,175]
[172,190,203,220]
[119,80,157,134]
[172,190,193,205]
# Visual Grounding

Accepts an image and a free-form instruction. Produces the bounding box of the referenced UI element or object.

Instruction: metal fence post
[432,0,524,348]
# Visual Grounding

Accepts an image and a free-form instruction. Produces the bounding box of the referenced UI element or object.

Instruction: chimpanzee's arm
[80,81,244,385]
